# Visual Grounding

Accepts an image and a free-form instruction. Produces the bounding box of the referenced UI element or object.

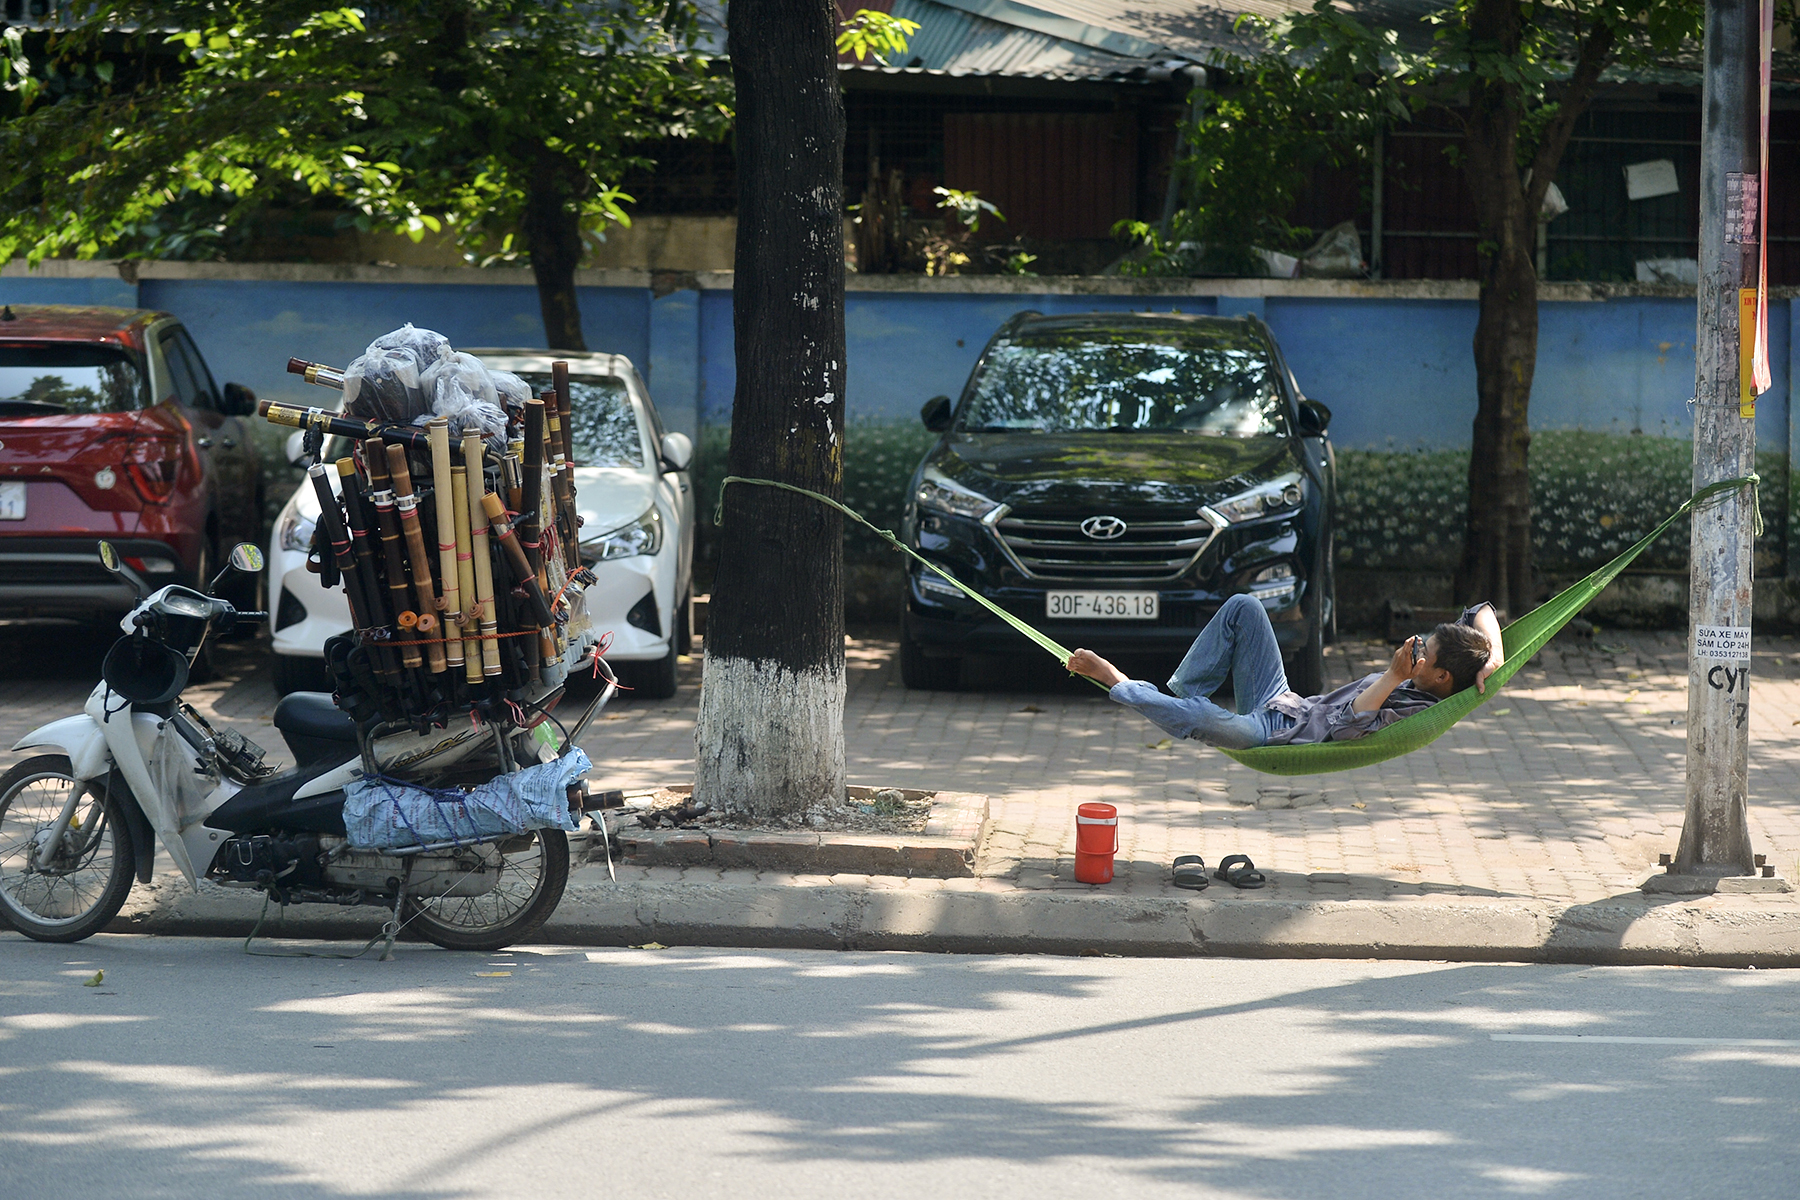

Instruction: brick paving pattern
[4,621,1798,906]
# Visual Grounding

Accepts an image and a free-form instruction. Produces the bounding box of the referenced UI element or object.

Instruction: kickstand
[379,859,414,962]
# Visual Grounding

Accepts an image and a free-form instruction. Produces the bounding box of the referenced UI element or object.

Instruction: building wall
[6,261,1796,623]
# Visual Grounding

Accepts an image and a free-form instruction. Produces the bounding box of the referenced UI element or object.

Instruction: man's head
[1410,623,1491,698]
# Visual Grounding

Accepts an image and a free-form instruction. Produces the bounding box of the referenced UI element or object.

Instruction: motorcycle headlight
[1207,472,1305,524]
[582,507,664,562]
[915,466,1006,524]
[277,506,316,553]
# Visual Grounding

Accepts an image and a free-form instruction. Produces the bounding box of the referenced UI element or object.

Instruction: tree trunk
[693,0,848,819]
[1452,2,1614,621]
[521,146,588,352]
[1456,201,1539,622]
[1452,0,1537,621]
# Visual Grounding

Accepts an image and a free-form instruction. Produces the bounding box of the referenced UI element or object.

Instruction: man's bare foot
[1067,648,1127,688]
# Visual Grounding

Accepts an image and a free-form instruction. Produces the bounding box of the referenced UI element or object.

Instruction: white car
[267,350,695,698]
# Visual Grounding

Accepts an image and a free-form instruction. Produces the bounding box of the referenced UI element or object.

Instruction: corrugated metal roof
[886,0,1148,78]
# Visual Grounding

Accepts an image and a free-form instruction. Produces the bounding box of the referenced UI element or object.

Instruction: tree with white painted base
[693,0,848,819]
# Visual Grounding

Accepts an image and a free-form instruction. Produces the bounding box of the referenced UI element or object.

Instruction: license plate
[0,482,22,521]
[1046,591,1159,620]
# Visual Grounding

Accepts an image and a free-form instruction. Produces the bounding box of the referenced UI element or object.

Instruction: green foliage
[1119,0,1705,277]
[835,10,921,66]
[932,187,1003,234]
[0,2,732,268]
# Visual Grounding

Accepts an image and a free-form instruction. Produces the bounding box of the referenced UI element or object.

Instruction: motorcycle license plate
[1046,591,1158,620]
[0,482,22,520]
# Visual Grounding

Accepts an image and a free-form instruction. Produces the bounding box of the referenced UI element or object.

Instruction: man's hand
[1067,648,1128,688]
[1385,638,1415,680]
[1470,603,1506,693]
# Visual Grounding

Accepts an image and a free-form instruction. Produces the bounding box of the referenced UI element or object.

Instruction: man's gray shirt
[1110,603,1491,746]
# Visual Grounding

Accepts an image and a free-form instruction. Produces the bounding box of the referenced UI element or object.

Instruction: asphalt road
[0,937,1795,1200]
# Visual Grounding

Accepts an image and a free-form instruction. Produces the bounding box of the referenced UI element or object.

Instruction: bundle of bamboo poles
[267,363,588,726]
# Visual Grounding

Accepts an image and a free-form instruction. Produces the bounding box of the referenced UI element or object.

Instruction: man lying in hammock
[1067,594,1505,749]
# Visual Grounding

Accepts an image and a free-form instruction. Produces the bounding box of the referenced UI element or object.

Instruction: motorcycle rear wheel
[402,829,569,952]
[0,756,136,943]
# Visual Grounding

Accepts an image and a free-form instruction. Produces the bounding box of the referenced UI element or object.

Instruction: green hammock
[718,473,1759,777]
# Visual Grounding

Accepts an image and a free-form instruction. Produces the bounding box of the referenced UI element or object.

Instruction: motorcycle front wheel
[0,756,137,943]
[402,829,569,952]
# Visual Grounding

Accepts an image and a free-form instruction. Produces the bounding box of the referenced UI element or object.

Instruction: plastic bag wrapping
[489,370,532,415]
[1298,221,1366,279]
[367,323,452,374]
[420,352,509,451]
[149,724,219,826]
[343,349,427,426]
[342,748,590,850]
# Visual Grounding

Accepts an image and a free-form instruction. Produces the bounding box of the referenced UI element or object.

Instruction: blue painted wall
[4,271,1793,454]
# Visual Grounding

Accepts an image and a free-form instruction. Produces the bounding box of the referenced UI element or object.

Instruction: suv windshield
[959,327,1284,436]
[517,373,643,467]
[0,346,146,414]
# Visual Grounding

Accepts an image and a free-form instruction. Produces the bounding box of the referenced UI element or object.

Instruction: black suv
[898,311,1336,692]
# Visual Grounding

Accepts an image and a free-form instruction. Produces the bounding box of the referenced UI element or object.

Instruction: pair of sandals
[1172,853,1266,891]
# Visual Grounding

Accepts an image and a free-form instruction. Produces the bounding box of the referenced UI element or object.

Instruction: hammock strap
[717,474,1085,671]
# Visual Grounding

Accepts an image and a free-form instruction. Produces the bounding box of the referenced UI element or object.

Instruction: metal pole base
[1642,871,1793,895]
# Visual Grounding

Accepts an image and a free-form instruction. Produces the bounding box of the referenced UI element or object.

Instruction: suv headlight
[1208,472,1304,524]
[583,506,664,562]
[277,507,316,553]
[915,466,1006,524]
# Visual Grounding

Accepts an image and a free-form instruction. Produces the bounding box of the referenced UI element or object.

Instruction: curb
[96,875,1800,967]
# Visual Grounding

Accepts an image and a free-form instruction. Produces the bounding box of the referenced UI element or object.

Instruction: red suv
[0,304,264,619]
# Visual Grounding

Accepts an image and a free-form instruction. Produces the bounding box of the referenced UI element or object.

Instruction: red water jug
[1074,802,1118,884]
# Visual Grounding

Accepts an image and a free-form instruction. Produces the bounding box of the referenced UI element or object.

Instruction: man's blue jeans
[1163,594,1297,749]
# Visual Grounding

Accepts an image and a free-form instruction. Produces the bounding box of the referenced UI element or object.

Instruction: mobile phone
[1410,635,1423,668]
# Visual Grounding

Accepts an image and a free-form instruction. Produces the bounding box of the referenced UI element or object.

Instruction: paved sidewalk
[5,620,1800,962]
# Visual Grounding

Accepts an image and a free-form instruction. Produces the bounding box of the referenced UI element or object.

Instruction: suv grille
[993,511,1224,582]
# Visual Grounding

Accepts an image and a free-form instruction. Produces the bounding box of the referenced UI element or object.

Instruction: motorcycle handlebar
[234,611,270,622]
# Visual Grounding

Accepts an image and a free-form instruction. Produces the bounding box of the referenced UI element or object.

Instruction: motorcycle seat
[274,692,358,742]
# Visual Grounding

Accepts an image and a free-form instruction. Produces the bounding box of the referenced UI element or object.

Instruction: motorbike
[0,540,617,951]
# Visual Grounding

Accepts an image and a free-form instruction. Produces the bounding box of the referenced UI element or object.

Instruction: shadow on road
[0,942,1795,1197]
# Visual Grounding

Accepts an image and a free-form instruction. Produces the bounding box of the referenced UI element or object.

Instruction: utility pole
[1666,0,1761,885]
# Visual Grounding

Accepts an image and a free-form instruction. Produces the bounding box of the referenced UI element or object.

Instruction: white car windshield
[0,347,146,414]
[518,373,644,467]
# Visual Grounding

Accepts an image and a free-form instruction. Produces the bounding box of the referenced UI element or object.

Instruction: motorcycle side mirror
[207,543,264,595]
[99,539,148,601]
[229,543,265,574]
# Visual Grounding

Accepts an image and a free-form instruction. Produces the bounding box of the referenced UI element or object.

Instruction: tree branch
[1524,16,1615,214]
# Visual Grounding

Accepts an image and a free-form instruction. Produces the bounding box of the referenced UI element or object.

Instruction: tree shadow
[4,939,1797,1196]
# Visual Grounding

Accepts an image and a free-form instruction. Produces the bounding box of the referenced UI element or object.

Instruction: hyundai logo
[1080,515,1128,540]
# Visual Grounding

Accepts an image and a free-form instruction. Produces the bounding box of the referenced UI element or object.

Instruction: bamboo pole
[464,431,503,678]
[386,444,447,675]
[451,463,483,686]
[427,418,465,672]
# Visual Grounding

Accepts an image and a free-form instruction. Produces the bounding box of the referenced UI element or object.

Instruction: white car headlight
[915,465,1006,523]
[583,506,664,562]
[277,507,316,553]
[1208,472,1304,524]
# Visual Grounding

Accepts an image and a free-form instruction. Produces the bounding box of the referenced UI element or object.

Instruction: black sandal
[1172,854,1209,890]
[1214,854,1267,889]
